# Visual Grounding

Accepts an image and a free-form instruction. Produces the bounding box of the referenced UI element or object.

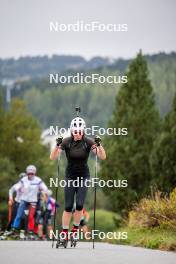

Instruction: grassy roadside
[109,227,176,251]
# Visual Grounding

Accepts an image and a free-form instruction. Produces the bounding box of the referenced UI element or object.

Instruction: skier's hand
[94,135,102,146]
[8,199,13,206]
[56,135,63,146]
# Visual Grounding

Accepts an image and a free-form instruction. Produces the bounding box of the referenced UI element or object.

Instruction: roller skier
[50,107,106,248]
[10,165,49,240]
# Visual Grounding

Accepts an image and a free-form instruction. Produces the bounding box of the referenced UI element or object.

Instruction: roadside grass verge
[109,227,176,251]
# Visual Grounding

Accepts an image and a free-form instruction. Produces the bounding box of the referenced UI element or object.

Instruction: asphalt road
[0,242,175,264]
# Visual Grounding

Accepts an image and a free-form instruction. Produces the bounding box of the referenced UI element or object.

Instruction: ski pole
[75,106,81,117]
[93,147,98,249]
[52,156,60,248]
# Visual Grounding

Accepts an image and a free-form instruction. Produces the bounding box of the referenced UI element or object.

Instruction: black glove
[56,136,63,146]
[94,135,101,146]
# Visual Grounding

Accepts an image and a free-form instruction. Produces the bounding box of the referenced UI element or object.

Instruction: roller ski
[56,230,68,248]
[70,227,78,248]
[2,228,20,240]
[0,230,13,240]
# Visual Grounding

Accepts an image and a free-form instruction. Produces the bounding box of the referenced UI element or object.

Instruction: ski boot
[70,227,79,248]
[56,230,68,248]
[19,230,26,241]
[27,231,36,241]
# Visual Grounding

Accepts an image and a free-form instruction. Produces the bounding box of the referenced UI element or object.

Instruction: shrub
[128,188,176,230]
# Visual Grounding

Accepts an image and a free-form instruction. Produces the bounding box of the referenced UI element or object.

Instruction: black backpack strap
[82,136,88,151]
[68,136,74,150]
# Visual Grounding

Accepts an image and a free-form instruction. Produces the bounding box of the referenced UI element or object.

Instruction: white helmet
[26,165,37,174]
[70,117,86,132]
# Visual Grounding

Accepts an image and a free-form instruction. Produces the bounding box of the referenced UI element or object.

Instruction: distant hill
[0,52,175,129]
[0,52,175,82]
[0,55,112,82]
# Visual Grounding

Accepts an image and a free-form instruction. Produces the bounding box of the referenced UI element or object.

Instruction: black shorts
[64,174,89,212]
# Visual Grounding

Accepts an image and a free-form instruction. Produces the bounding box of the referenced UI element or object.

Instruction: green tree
[0,157,16,229]
[0,97,55,227]
[1,99,51,176]
[151,93,176,192]
[100,51,160,213]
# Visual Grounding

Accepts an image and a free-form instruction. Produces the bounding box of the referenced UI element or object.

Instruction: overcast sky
[0,0,176,59]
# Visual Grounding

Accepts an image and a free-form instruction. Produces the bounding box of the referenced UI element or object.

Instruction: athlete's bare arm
[50,146,62,160]
[92,144,106,160]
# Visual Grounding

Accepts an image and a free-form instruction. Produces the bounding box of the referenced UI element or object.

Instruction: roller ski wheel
[70,236,77,247]
[70,228,78,248]
[56,230,68,249]
[56,238,68,248]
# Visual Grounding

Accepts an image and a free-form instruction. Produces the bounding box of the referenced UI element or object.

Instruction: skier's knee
[65,206,72,212]
[76,204,83,211]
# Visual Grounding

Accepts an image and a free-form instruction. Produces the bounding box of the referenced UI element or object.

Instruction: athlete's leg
[62,212,72,228]
[45,211,53,238]
[82,225,89,237]
[24,209,29,232]
[12,201,27,229]
[7,201,19,230]
[28,203,36,232]
[38,224,43,237]
[62,179,75,228]
[36,212,44,238]
[73,210,82,226]
[74,177,88,226]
